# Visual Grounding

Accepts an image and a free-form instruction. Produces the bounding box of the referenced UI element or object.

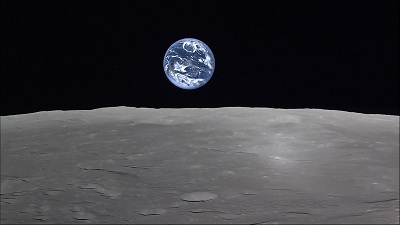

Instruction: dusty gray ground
[1,107,399,224]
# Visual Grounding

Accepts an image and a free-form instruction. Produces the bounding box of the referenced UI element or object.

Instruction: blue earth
[163,38,215,90]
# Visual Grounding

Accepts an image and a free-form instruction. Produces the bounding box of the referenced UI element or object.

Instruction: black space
[1,0,399,116]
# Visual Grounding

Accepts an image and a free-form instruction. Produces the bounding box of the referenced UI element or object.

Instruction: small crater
[79,184,97,189]
[220,170,236,176]
[101,189,122,199]
[73,211,95,220]
[1,197,17,204]
[44,190,63,196]
[180,192,218,202]
[240,191,258,196]
[187,209,214,213]
[139,208,167,216]
[218,213,241,220]
[33,215,51,221]
[79,184,121,199]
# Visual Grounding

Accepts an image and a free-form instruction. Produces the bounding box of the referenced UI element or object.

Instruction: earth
[163,38,215,90]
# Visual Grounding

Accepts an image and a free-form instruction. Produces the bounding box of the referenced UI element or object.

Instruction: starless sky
[1,0,399,116]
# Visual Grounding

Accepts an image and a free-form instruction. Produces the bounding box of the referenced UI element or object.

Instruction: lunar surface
[1,107,399,224]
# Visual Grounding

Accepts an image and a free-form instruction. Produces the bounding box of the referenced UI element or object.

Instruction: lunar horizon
[1,106,399,224]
